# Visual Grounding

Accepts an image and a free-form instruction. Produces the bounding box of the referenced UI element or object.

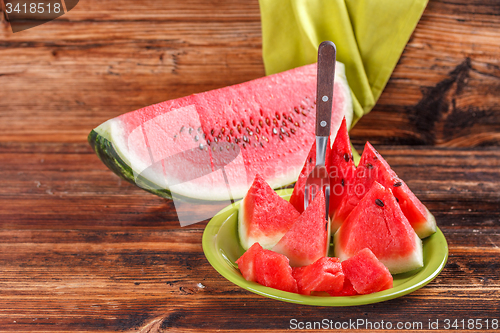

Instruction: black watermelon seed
[218,134,222,139]
[243,135,248,142]
[266,118,271,126]
[273,119,278,126]
[394,181,403,187]
[242,143,246,149]
[282,121,287,127]
[206,139,211,145]
[180,126,185,133]
[221,127,225,134]
[273,128,278,135]
[214,137,218,143]
[237,124,242,133]
[194,135,199,141]
[259,120,264,127]
[325,222,328,231]
[309,157,313,163]
[189,128,193,134]
[375,199,384,207]
[288,116,293,122]
[260,142,264,147]
[343,153,349,162]
[256,127,260,134]
[294,107,300,114]
[366,163,373,169]
[341,178,345,187]
[198,127,202,132]
[250,119,255,126]
[276,113,280,120]
[395,197,399,203]
[226,136,230,142]
[230,129,234,136]
[279,134,283,140]
[280,127,285,134]
[210,129,214,136]
[290,128,296,134]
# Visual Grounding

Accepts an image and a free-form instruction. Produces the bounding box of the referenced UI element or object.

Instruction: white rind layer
[334,228,424,275]
[414,207,437,239]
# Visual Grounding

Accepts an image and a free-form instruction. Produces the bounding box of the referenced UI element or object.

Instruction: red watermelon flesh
[235,242,263,282]
[254,248,298,293]
[332,142,436,238]
[327,279,359,296]
[341,248,393,295]
[334,182,423,274]
[289,137,332,213]
[328,117,356,224]
[238,174,300,250]
[92,63,352,202]
[272,192,330,267]
[292,257,344,295]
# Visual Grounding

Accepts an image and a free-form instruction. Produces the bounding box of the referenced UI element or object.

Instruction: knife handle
[315,41,337,138]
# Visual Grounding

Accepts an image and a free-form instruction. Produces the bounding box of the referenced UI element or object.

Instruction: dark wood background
[0,0,499,332]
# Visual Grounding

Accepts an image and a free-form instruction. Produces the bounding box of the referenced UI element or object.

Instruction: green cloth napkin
[259,0,428,127]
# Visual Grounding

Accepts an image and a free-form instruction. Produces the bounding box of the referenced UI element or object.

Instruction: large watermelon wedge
[88,63,352,203]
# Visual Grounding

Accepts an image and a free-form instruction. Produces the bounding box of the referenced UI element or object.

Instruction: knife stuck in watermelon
[88,63,353,225]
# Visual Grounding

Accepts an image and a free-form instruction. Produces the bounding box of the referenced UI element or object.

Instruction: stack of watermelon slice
[237,118,437,295]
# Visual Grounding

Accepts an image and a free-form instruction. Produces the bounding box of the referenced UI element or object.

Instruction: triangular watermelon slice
[292,257,344,295]
[332,142,436,238]
[272,191,330,267]
[334,182,423,274]
[327,117,356,222]
[238,174,300,250]
[340,248,393,295]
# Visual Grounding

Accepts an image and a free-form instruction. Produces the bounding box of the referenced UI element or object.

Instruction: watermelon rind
[88,128,173,199]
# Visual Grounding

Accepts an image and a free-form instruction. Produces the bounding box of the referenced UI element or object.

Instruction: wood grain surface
[0,0,499,332]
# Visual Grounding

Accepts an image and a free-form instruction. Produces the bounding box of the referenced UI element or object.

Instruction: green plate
[202,189,448,306]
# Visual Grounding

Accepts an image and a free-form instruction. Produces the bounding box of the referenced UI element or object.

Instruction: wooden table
[1,0,499,332]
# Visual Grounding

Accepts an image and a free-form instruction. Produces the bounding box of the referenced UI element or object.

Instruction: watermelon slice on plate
[327,117,356,225]
[292,257,344,295]
[235,242,263,282]
[88,63,352,203]
[253,247,298,293]
[272,191,330,267]
[238,174,300,250]
[334,182,423,274]
[341,248,393,295]
[332,142,436,238]
[235,242,298,293]
[327,279,358,297]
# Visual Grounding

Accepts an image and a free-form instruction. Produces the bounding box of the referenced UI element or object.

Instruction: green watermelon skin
[89,63,352,202]
[334,182,423,275]
[88,129,172,199]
